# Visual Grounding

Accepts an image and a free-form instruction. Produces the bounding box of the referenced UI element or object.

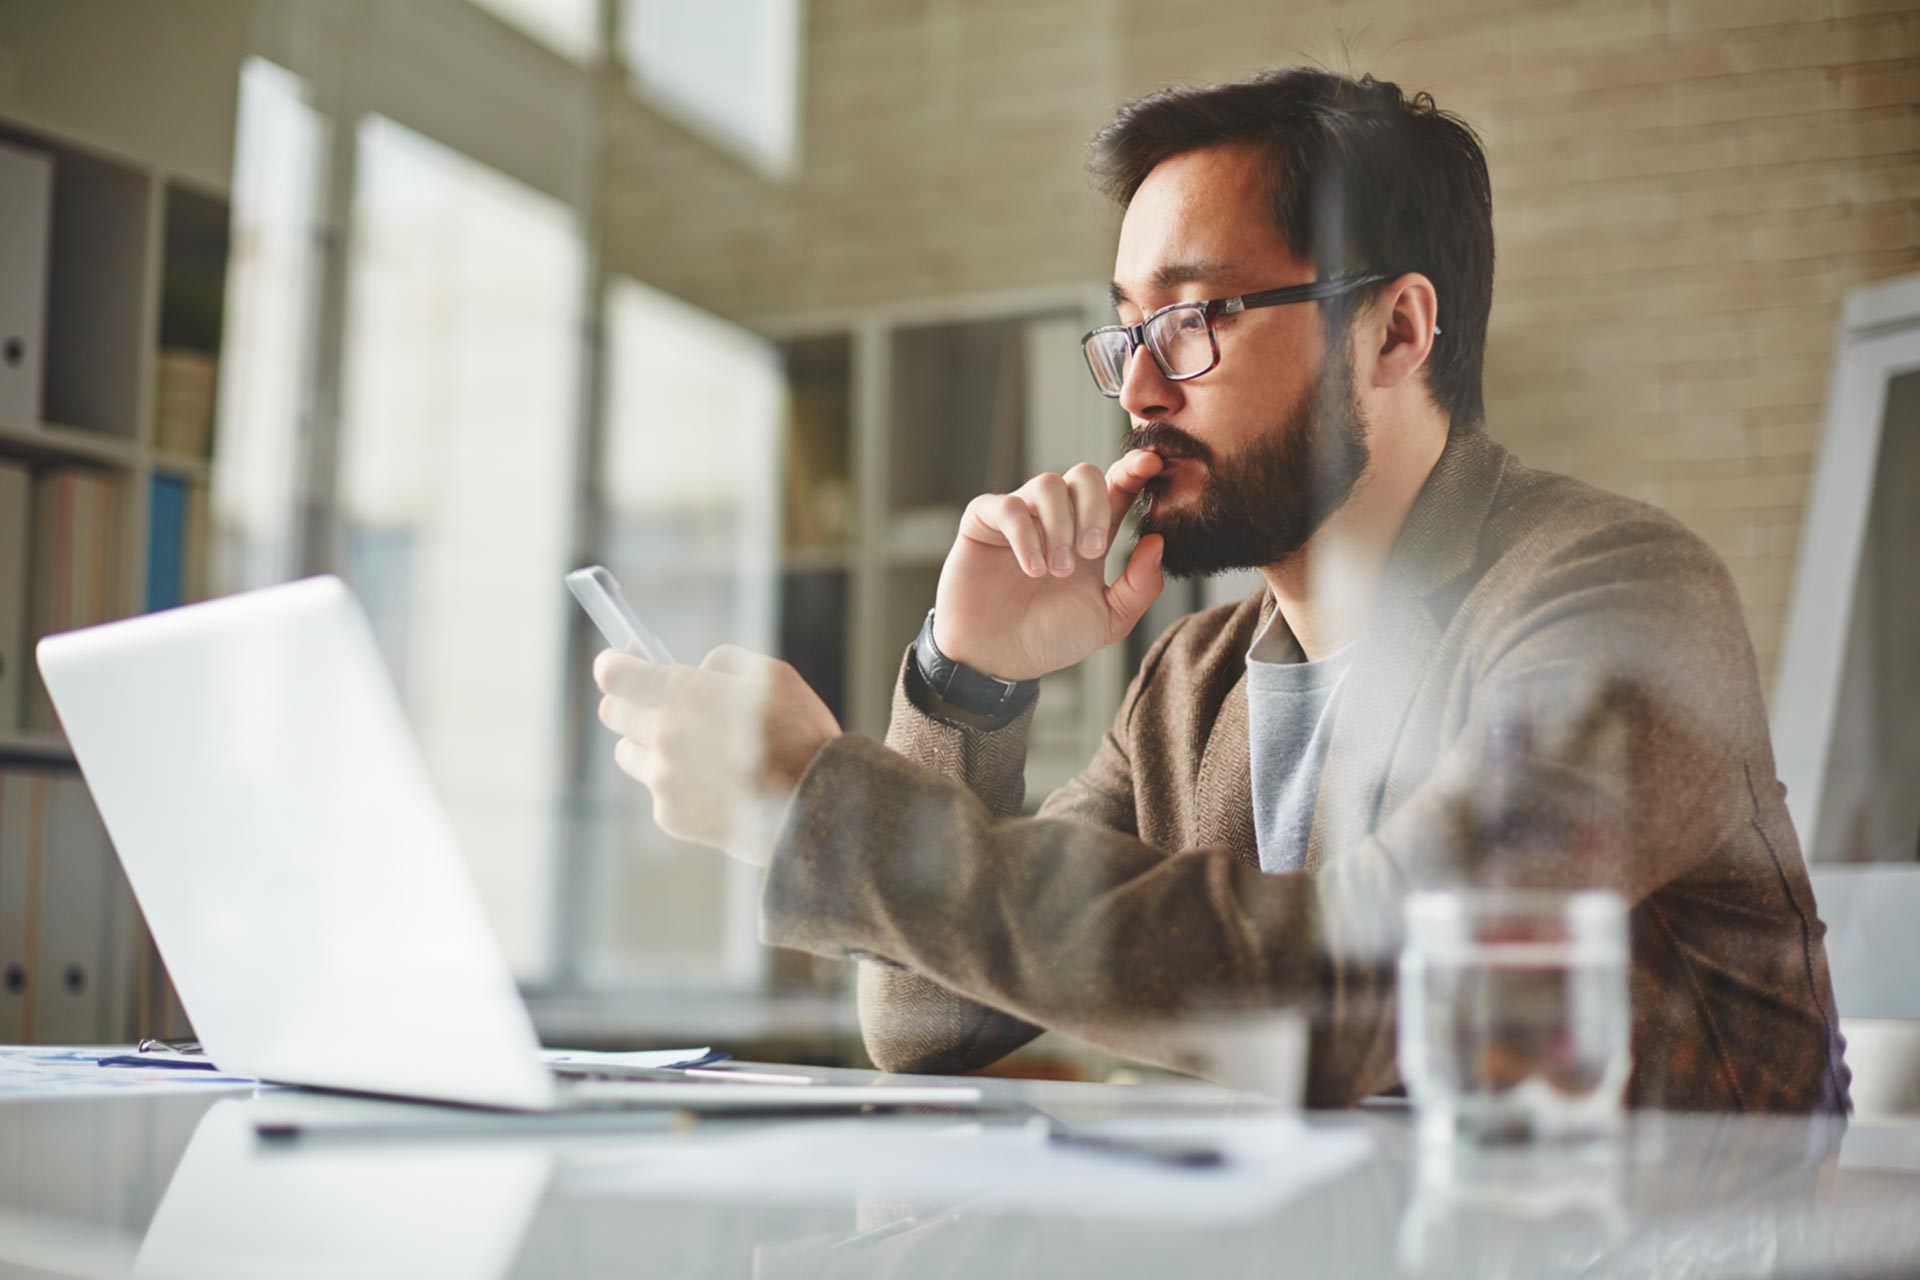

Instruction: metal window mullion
[548,12,622,997]
[295,48,363,580]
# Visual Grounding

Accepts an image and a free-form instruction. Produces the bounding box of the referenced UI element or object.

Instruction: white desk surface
[1,1046,1917,1279]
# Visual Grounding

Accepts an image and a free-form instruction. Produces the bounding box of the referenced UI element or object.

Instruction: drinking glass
[1398,889,1630,1148]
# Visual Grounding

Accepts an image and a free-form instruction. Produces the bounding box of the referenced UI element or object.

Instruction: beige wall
[599,0,1920,690]
[6,0,1912,688]
[0,0,247,190]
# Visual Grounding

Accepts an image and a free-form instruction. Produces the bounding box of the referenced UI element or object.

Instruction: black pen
[1027,1116,1226,1169]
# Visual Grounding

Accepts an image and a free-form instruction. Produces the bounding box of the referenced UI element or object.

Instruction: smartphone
[565,565,676,665]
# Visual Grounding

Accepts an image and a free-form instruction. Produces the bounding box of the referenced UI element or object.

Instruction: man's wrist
[910,611,1039,729]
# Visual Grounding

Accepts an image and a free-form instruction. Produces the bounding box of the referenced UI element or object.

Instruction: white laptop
[36,575,977,1114]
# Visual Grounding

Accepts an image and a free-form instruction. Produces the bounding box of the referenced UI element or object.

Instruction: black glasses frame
[1080,272,1395,398]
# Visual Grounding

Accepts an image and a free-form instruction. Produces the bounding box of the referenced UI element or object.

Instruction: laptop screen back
[36,577,553,1108]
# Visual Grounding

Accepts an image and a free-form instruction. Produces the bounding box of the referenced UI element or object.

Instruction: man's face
[1110,142,1371,578]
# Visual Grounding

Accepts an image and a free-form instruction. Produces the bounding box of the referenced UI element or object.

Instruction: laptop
[36,575,978,1114]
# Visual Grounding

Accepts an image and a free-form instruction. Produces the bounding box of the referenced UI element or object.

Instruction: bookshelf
[747,292,1223,1045]
[755,296,1135,1002]
[0,116,227,754]
[762,287,1132,809]
[0,731,70,764]
[0,110,223,1044]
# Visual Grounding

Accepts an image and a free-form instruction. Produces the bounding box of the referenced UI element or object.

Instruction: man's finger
[958,493,1042,577]
[1103,533,1165,639]
[1105,449,1165,532]
[1022,472,1076,577]
[612,735,657,787]
[593,648,672,704]
[1064,462,1108,560]
[960,493,1048,577]
[701,644,778,677]
[599,693,662,746]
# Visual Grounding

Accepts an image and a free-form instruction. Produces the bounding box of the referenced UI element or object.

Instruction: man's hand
[592,645,841,865]
[932,449,1167,681]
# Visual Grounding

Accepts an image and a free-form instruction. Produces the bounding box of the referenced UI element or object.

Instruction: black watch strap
[913,609,1040,720]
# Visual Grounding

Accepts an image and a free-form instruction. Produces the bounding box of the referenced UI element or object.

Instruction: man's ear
[1370,273,1440,392]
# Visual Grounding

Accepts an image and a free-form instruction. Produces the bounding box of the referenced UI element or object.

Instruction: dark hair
[1088,68,1494,433]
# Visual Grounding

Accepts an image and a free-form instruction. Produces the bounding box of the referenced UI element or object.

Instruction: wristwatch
[913,609,1040,721]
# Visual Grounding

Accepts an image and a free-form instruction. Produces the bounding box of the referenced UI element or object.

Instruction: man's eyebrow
[1108,259,1236,309]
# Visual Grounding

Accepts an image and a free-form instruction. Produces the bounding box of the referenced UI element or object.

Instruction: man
[594,68,1849,1112]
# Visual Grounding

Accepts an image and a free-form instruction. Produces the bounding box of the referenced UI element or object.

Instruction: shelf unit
[0,109,224,1042]
[0,120,227,751]
[761,286,1132,807]
[0,731,71,764]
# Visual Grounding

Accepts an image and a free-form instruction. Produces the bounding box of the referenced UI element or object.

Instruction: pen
[1026,1115,1226,1169]
[551,1065,815,1086]
[683,1067,814,1085]
[256,1109,691,1142]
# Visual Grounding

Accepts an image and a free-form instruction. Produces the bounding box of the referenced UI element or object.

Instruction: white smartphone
[565,565,676,665]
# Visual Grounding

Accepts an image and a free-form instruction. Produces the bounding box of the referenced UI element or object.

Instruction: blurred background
[0,0,1914,1078]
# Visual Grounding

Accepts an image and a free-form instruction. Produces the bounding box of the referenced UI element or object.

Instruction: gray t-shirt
[1245,614,1355,873]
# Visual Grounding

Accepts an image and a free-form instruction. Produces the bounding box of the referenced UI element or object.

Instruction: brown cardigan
[761,430,1851,1113]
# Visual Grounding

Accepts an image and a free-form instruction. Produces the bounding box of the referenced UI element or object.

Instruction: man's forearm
[861,647,1047,1073]
[764,734,1402,1103]
[885,647,1037,816]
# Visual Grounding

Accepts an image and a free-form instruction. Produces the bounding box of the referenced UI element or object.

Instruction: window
[210,57,327,594]
[201,9,830,1023]
[620,0,803,177]
[336,115,586,981]
[466,0,600,63]
[575,275,783,988]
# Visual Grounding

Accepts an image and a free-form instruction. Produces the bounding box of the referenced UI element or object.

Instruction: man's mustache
[1123,422,1214,468]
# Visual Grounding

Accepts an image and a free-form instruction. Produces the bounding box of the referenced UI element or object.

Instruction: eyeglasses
[1080,273,1395,398]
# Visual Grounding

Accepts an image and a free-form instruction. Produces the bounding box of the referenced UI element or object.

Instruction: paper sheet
[566,1113,1373,1221]
[0,1047,259,1097]
[0,1046,720,1099]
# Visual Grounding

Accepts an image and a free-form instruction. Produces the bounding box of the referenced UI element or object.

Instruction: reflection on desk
[136,1100,550,1280]
[0,1057,1918,1279]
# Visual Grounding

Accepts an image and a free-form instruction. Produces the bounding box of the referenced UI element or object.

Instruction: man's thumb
[1104,534,1165,638]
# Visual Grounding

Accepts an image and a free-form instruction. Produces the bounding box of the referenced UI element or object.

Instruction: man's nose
[1117,342,1183,420]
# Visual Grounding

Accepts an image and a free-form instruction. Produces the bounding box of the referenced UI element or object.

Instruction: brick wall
[599,0,1920,691]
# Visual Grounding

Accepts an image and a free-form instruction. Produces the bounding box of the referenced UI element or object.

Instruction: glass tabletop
[0,1058,1916,1280]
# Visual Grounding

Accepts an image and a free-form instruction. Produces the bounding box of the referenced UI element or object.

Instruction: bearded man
[594,68,1850,1113]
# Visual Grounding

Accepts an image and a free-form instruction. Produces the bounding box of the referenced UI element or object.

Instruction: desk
[1,1050,1917,1279]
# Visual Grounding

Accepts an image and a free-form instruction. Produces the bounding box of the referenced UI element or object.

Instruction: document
[566,1113,1374,1221]
[0,1047,258,1097]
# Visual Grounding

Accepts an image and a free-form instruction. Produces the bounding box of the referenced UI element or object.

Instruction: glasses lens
[1145,305,1215,379]
[1083,329,1131,397]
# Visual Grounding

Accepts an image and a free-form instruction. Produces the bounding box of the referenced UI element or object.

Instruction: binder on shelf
[146,475,188,612]
[0,768,160,1044]
[31,776,117,1044]
[781,381,852,549]
[98,790,140,1041]
[0,770,41,1042]
[140,933,192,1042]
[0,460,30,732]
[154,348,217,459]
[145,475,211,612]
[24,466,120,730]
[0,141,52,427]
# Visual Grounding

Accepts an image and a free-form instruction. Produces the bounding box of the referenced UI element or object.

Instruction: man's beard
[1130,344,1371,579]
